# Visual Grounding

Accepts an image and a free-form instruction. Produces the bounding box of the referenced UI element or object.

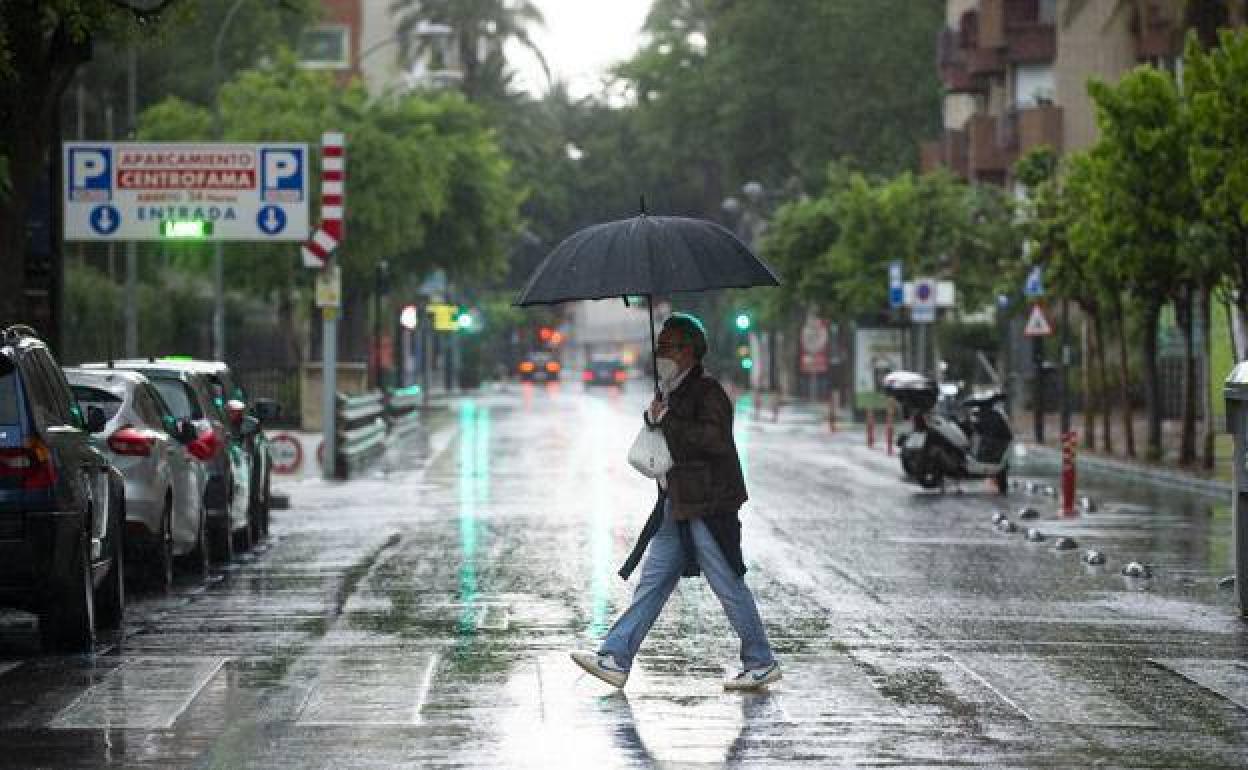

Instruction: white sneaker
[570,651,629,688]
[724,661,782,691]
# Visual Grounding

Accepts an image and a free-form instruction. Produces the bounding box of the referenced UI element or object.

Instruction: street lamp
[210,0,249,362]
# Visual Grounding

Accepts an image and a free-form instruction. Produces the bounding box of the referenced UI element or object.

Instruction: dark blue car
[0,325,125,651]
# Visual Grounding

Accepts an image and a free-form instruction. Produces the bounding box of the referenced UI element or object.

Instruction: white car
[66,368,211,588]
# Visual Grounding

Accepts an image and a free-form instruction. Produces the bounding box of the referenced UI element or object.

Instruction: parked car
[81,361,250,563]
[65,368,210,588]
[518,352,562,382]
[0,325,124,651]
[582,356,628,387]
[154,359,276,544]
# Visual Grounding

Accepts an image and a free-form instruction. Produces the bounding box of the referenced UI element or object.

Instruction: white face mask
[655,356,681,383]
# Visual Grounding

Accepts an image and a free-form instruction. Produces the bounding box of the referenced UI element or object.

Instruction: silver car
[65,368,211,588]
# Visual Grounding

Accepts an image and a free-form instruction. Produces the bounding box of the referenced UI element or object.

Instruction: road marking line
[1150,658,1248,710]
[412,652,438,725]
[49,656,227,730]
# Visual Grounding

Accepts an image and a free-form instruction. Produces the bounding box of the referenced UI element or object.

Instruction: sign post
[1024,301,1054,443]
[301,133,347,480]
[799,316,829,399]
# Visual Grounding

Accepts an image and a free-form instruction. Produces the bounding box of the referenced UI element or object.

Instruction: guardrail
[333,391,386,479]
[331,386,426,479]
[385,385,423,437]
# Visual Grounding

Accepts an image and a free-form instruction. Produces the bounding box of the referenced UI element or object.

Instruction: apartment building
[920,0,1196,188]
[297,0,460,95]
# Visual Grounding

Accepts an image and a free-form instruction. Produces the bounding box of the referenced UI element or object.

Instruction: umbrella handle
[648,294,660,395]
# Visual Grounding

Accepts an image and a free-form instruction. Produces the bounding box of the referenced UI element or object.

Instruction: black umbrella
[515,209,781,390]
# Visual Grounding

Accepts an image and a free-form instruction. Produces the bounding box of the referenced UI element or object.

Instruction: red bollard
[885,403,894,455]
[866,407,876,449]
[828,390,838,432]
[1061,431,1077,516]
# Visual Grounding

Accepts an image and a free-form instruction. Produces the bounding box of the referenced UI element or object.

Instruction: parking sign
[63,142,309,241]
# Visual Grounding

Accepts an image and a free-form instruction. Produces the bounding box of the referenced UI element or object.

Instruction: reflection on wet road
[0,382,1244,767]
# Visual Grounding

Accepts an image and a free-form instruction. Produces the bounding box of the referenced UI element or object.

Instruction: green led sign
[160,219,213,238]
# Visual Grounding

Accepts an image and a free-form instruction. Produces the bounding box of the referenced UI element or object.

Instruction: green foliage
[762,164,1016,321]
[137,52,520,297]
[1185,28,1248,257]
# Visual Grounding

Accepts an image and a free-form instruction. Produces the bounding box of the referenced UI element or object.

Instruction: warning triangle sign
[1023,303,1053,337]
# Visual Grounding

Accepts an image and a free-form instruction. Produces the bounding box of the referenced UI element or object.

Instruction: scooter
[883,371,1013,494]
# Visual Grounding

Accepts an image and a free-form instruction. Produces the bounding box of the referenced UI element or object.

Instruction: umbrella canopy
[514,214,780,306]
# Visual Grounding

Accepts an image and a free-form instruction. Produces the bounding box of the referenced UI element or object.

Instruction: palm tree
[390,0,552,101]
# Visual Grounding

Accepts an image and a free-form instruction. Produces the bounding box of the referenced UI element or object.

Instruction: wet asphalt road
[0,381,1245,768]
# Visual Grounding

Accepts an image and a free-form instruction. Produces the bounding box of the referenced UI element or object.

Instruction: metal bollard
[829,390,838,432]
[1060,430,1077,516]
[886,403,895,455]
[1223,364,1248,619]
[866,407,876,449]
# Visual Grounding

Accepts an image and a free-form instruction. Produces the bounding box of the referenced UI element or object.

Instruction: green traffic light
[735,313,751,331]
[457,313,475,330]
[740,357,754,370]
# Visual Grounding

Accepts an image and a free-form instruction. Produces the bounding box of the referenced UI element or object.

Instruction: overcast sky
[507,0,652,99]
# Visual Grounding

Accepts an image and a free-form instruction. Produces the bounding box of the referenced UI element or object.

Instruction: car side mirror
[240,415,260,437]
[85,405,108,434]
[252,397,281,422]
[175,418,198,445]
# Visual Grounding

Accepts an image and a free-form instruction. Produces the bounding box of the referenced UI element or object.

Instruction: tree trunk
[1093,311,1113,454]
[1081,309,1095,450]
[1177,286,1196,466]
[1141,298,1164,462]
[1201,285,1215,470]
[1115,296,1136,457]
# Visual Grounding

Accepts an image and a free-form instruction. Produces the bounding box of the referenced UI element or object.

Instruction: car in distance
[518,352,562,382]
[0,325,124,652]
[65,367,210,587]
[582,356,628,386]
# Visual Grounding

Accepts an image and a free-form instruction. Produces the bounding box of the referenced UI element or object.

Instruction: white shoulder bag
[628,422,673,478]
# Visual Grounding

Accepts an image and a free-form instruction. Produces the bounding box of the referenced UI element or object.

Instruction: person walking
[571,313,781,691]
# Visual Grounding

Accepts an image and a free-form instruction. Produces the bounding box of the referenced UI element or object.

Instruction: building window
[1012,63,1055,107]
[299,24,351,70]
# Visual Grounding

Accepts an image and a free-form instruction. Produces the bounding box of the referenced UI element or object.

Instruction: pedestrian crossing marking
[954,654,1157,727]
[1151,659,1248,711]
[296,652,438,726]
[48,656,227,729]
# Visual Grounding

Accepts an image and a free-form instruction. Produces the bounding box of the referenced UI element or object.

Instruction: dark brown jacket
[657,366,748,520]
[619,365,750,580]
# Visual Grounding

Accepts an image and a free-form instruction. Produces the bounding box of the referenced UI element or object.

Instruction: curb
[1021,442,1231,499]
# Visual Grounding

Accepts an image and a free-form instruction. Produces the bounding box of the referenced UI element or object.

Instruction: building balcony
[1005,21,1056,63]
[1134,3,1179,60]
[1017,103,1063,154]
[919,130,969,179]
[978,0,1006,48]
[940,61,979,92]
[966,44,1005,77]
[967,114,1012,180]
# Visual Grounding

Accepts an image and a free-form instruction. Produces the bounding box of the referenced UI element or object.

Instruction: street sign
[800,318,830,374]
[910,305,937,323]
[315,265,341,308]
[64,142,309,241]
[1023,302,1054,337]
[888,261,903,309]
[268,433,303,475]
[1024,265,1045,298]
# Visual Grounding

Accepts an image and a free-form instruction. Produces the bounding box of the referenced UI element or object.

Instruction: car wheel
[95,482,126,631]
[147,497,174,593]
[40,529,96,652]
[209,503,235,565]
[994,466,1010,496]
[178,503,210,579]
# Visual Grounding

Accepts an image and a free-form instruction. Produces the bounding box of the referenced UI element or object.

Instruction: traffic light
[740,356,754,371]
[735,312,752,331]
[456,308,477,332]
[538,326,554,343]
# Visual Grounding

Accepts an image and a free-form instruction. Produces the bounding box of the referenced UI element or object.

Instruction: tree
[1086,67,1198,461]
[0,0,184,327]
[138,52,521,361]
[390,0,550,103]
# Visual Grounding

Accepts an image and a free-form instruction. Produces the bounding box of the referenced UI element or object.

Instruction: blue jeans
[599,498,775,670]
